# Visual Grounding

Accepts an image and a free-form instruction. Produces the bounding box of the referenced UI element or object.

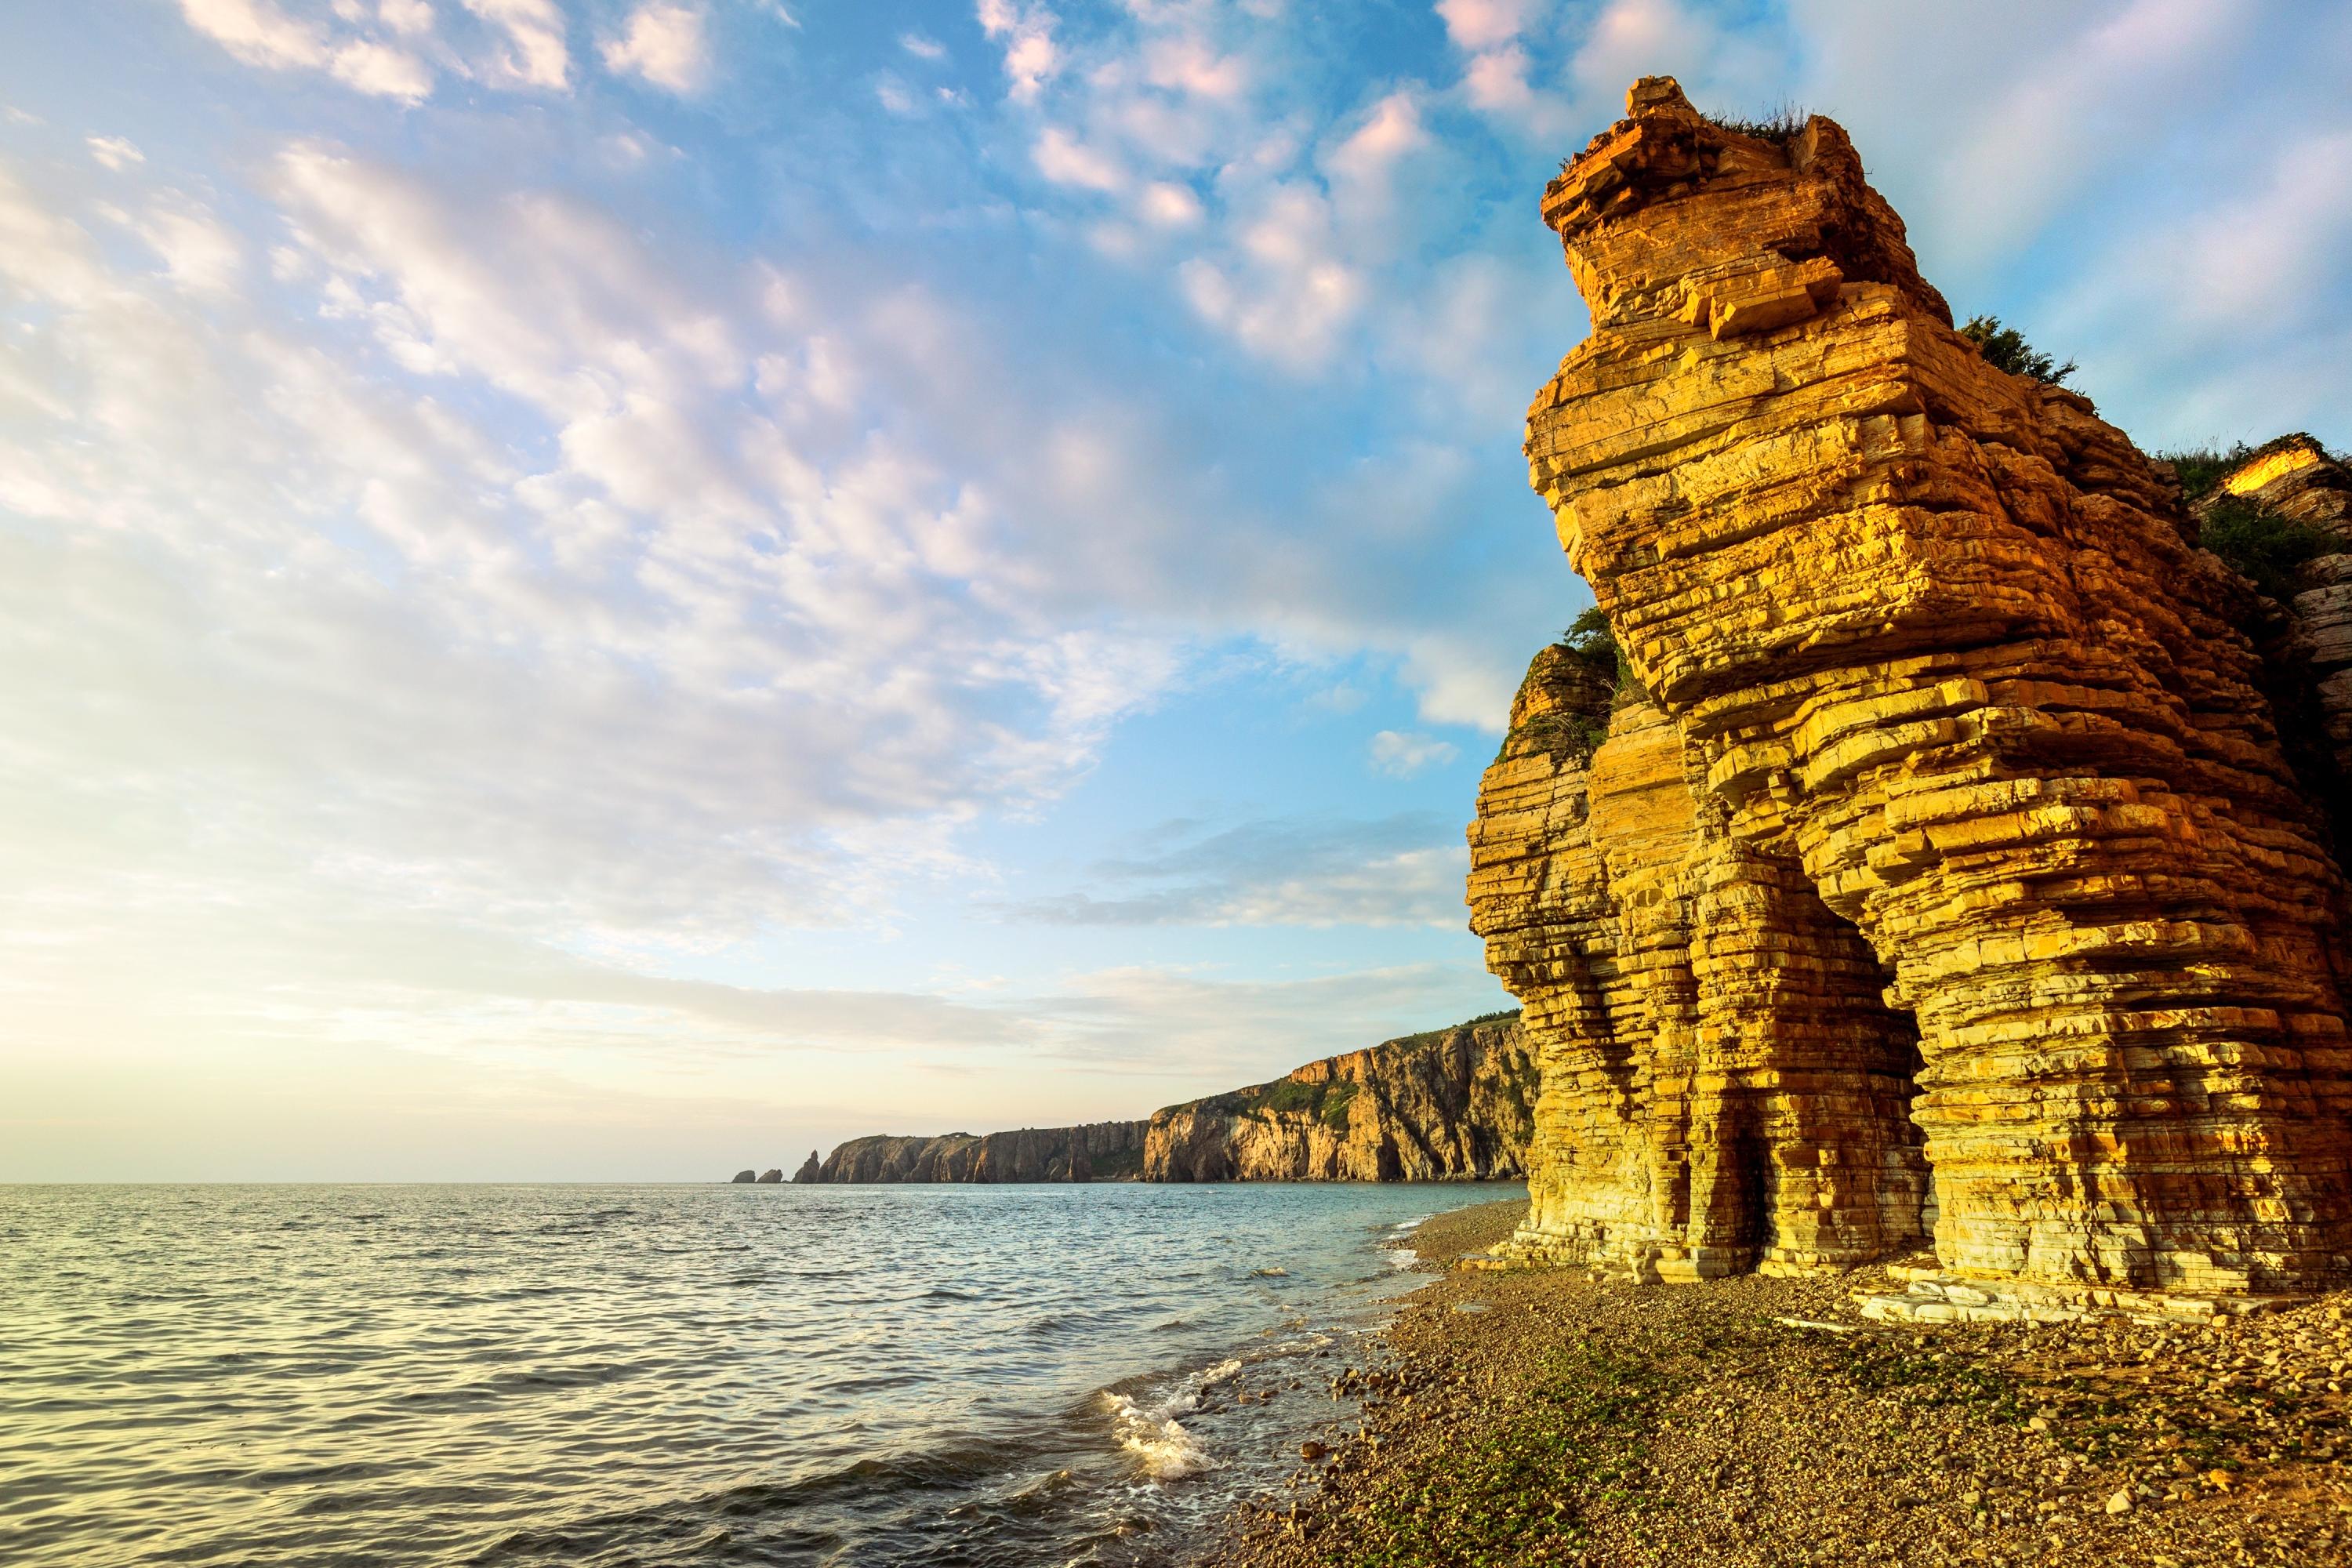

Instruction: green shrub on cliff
[1562,606,1620,682]
[2159,443,2253,503]
[1959,314,2075,386]
[2199,496,2339,602]
[1253,1077,1320,1116]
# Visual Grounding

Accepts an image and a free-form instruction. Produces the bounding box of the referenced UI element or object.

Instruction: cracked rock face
[1470,77,2352,1301]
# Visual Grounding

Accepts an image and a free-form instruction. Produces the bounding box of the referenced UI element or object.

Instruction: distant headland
[729,1010,1531,1185]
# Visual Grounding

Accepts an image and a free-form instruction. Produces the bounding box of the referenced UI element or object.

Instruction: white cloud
[379,0,436,37]
[1016,815,1471,928]
[1138,180,1203,227]
[1367,728,1458,778]
[329,37,435,100]
[461,0,571,90]
[1570,0,1713,106]
[177,0,435,100]
[85,136,146,171]
[1178,186,1366,368]
[1142,35,1247,100]
[176,0,328,72]
[1436,0,1544,52]
[176,0,575,100]
[600,1,711,94]
[977,0,1060,101]
[2045,125,2352,448]
[130,199,246,293]
[1916,0,2235,267]
[1326,91,1428,183]
[0,140,1196,1039]
[1033,126,1124,191]
[901,31,947,61]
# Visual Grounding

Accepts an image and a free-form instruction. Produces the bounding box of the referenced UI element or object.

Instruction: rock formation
[730,1168,757,1184]
[797,1120,1149,1183]
[755,1167,783,1185]
[1146,1016,1535,1181]
[1469,77,2352,1315]
[793,1149,820,1184]
[2198,436,2352,821]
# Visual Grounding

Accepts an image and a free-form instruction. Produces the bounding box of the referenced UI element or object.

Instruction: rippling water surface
[0,1181,1520,1566]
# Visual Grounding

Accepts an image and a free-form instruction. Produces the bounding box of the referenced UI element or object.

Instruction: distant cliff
[793,1120,1148,1184]
[740,1012,1536,1185]
[1144,1015,1534,1182]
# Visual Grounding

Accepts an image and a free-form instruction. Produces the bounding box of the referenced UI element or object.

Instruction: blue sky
[4,0,2349,1179]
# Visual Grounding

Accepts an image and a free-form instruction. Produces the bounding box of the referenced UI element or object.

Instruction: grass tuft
[1700,103,1809,145]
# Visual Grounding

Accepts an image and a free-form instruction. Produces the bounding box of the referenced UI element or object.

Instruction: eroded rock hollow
[1468,78,2352,1310]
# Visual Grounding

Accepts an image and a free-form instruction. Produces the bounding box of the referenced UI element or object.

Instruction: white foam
[1384,1246,1418,1269]
[1100,1358,1247,1483]
[1101,1388,1213,1481]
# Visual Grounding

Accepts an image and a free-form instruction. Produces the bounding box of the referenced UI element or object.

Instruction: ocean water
[0,1181,1520,1567]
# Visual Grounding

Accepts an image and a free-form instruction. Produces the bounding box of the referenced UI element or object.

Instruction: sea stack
[755,1167,783,1184]
[730,1169,756,1183]
[1469,78,2352,1316]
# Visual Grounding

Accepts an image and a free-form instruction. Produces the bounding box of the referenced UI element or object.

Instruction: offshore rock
[804,1120,1148,1183]
[791,1149,821,1184]
[730,1169,757,1184]
[755,1168,783,1185]
[1145,1017,1535,1182]
[1473,77,2352,1305]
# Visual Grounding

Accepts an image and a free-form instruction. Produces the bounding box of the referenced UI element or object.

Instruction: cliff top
[1540,74,1949,336]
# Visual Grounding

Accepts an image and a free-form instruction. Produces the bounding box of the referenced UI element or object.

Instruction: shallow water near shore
[0,1181,1519,1567]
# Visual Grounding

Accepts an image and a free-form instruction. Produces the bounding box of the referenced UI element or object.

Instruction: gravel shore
[1217,1200,2352,1566]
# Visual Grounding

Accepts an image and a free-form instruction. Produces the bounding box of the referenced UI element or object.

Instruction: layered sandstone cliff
[1470,78,2352,1312]
[795,1120,1148,1184]
[1145,1016,1535,1181]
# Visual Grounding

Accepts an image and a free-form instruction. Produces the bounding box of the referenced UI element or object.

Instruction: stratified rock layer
[798,1120,1148,1183]
[1474,78,2352,1303]
[1472,652,1929,1280]
[1145,1017,1535,1181]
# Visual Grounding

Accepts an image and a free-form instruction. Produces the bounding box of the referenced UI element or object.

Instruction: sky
[4,1,2350,1181]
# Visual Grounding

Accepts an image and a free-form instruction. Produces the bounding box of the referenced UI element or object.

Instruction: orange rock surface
[1469,78,2352,1309]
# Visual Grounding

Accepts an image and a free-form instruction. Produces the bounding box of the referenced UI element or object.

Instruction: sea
[0,1181,1522,1567]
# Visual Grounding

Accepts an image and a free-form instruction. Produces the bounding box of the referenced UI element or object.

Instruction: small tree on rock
[1960,315,2076,385]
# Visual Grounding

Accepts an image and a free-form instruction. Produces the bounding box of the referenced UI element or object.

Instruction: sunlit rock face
[1144,1018,1536,1182]
[1472,651,1929,1282]
[1471,78,2352,1305]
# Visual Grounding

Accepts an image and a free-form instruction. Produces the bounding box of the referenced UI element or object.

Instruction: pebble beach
[1217,1200,2352,1567]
